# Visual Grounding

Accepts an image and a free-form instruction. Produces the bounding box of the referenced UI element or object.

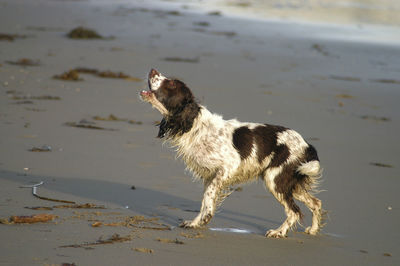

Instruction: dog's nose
[149,68,159,79]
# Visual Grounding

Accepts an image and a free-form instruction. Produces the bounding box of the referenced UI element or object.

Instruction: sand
[0,0,399,265]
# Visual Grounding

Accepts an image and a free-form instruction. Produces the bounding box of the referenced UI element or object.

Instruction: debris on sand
[25,206,54,211]
[29,145,52,152]
[0,33,27,41]
[91,222,103,227]
[53,70,82,81]
[370,78,400,85]
[59,233,132,248]
[54,68,142,81]
[89,215,171,230]
[329,75,361,82]
[93,114,143,125]
[180,232,205,239]
[67,27,105,39]
[360,115,391,122]
[53,203,106,209]
[335,94,354,99]
[207,11,222,16]
[13,95,61,101]
[133,247,154,254]
[0,213,57,224]
[156,238,184,244]
[193,21,210,27]
[6,58,41,66]
[64,121,117,131]
[162,57,200,63]
[20,181,76,204]
[93,114,123,122]
[369,162,393,168]
[311,44,330,56]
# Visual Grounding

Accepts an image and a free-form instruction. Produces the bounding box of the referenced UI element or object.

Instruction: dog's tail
[297,144,323,193]
[297,161,322,193]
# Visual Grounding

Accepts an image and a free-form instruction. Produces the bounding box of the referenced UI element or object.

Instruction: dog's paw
[305,226,319,235]
[265,229,287,238]
[179,220,201,228]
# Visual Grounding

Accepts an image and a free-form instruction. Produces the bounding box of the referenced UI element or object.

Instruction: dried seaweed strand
[21,181,76,204]
[32,186,76,204]
[59,234,131,248]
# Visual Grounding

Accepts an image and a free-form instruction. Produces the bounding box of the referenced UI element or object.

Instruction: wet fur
[141,69,325,238]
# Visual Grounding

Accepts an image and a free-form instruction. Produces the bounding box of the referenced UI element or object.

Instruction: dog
[140,69,324,238]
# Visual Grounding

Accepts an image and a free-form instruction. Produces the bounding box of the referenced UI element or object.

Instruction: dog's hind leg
[294,190,322,235]
[263,167,302,238]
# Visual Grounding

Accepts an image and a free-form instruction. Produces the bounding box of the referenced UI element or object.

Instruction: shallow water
[209,227,253,234]
[100,0,400,27]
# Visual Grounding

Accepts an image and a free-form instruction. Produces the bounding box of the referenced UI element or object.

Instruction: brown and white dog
[140,69,324,238]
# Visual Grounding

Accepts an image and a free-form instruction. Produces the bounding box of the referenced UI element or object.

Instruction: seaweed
[311,44,330,56]
[59,234,132,248]
[88,215,170,230]
[53,203,105,209]
[207,11,222,16]
[64,122,117,131]
[25,108,46,112]
[193,21,210,27]
[329,75,361,82]
[369,162,393,168]
[180,232,205,239]
[162,57,200,63]
[211,31,236,37]
[0,33,27,41]
[20,181,76,204]
[134,248,154,254]
[370,79,400,85]
[0,214,57,224]
[360,115,390,122]
[93,114,143,125]
[335,94,354,99]
[156,238,184,244]
[13,100,34,105]
[13,95,61,100]
[25,206,54,211]
[93,114,123,121]
[67,27,104,39]
[55,67,142,81]
[6,58,41,66]
[29,145,52,152]
[53,70,82,81]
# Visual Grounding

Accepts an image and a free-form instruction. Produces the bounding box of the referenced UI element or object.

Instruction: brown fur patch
[232,127,253,160]
[253,125,286,163]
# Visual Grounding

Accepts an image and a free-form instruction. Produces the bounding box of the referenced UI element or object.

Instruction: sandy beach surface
[1,0,399,265]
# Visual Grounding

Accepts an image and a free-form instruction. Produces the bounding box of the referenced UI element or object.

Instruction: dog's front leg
[180,175,223,228]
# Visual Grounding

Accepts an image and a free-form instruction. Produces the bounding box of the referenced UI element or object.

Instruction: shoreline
[91,0,400,46]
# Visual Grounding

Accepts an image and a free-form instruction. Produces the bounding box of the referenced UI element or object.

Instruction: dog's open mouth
[140,89,169,116]
[140,89,153,100]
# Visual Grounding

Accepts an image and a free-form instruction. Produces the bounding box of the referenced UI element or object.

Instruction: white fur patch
[149,73,167,91]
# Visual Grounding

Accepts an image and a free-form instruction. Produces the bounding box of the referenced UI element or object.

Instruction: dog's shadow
[0,170,280,233]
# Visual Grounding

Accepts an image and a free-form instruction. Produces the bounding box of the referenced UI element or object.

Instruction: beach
[0,0,399,265]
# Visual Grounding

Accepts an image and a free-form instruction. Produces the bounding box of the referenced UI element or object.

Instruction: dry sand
[0,0,399,265]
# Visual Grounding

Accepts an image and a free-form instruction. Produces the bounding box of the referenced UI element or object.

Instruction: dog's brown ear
[149,68,160,79]
[157,118,168,138]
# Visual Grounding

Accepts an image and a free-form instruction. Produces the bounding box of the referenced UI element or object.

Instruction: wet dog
[140,69,324,238]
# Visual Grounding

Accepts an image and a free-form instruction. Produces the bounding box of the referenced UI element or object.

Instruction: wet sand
[0,0,399,265]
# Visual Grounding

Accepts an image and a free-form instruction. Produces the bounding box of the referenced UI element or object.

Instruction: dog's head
[140,69,200,137]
